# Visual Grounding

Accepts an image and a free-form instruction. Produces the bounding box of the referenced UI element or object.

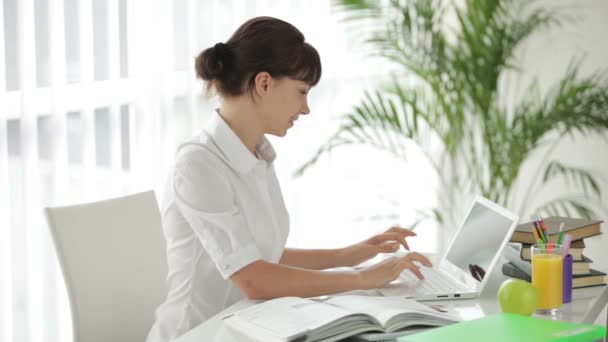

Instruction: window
[0,1,437,341]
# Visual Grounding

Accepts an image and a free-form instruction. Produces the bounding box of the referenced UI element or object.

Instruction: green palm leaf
[542,161,602,198]
[299,0,608,229]
[534,198,597,219]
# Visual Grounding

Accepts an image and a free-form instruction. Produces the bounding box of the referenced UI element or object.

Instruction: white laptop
[378,195,519,301]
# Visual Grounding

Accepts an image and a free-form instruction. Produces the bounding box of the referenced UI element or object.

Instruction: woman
[146,16,432,342]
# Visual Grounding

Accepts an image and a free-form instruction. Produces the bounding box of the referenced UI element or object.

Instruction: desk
[174,260,607,342]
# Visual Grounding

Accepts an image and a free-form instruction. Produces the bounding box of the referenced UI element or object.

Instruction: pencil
[532,223,540,242]
[534,221,548,243]
[557,222,565,245]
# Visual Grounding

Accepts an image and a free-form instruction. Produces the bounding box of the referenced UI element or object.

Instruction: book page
[223,297,356,340]
[326,296,453,328]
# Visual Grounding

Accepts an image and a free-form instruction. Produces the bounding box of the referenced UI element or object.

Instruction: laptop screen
[444,199,517,285]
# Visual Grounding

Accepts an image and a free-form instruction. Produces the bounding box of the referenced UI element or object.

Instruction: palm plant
[296,0,608,233]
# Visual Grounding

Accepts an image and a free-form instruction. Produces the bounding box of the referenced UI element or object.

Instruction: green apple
[497,279,540,316]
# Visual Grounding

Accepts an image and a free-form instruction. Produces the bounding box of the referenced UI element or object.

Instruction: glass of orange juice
[532,244,563,314]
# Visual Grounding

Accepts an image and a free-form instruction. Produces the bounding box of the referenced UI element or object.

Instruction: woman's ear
[254,72,271,96]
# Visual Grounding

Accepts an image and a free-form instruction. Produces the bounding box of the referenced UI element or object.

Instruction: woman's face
[259,77,311,137]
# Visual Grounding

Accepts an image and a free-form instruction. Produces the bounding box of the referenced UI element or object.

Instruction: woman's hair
[195,16,322,97]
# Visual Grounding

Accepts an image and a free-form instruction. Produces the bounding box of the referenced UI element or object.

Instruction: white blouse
[146,110,290,342]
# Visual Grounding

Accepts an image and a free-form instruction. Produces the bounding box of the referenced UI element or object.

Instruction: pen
[538,215,554,252]
[538,215,549,235]
[536,238,545,253]
[540,216,551,240]
[532,221,546,243]
[557,222,565,245]
[562,233,572,258]
[539,223,549,243]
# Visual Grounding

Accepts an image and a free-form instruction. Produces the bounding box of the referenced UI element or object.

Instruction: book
[574,269,607,288]
[398,313,607,342]
[502,262,607,288]
[515,256,594,275]
[221,295,459,342]
[521,239,585,261]
[510,216,602,244]
[572,255,592,275]
[504,255,591,276]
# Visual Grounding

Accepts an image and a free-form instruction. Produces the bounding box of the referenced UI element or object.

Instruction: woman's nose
[301,103,310,115]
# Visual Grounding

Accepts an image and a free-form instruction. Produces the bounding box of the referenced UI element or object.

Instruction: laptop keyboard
[399,267,468,294]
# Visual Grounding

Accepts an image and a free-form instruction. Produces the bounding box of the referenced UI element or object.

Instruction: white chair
[45,191,168,342]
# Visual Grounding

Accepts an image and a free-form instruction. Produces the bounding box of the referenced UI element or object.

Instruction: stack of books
[503,216,606,289]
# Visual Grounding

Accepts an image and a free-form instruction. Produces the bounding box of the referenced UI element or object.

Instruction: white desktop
[173,254,607,342]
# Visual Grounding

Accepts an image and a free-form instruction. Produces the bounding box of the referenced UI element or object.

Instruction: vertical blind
[0,0,438,341]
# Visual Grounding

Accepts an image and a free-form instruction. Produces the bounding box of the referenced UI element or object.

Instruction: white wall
[508,0,608,272]
[508,0,608,325]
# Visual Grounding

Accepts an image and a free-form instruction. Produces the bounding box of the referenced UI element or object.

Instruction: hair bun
[195,42,231,81]
[213,43,230,60]
[195,17,321,97]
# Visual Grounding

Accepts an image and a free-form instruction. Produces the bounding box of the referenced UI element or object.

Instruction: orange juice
[532,253,563,310]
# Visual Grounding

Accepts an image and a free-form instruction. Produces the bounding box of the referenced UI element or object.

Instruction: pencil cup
[532,244,563,314]
[562,254,573,304]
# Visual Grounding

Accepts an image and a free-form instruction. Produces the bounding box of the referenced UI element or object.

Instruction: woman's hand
[356,252,432,290]
[337,226,417,267]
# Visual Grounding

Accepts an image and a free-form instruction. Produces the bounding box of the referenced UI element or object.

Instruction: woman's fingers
[377,242,400,253]
[367,232,399,244]
[367,232,410,251]
[359,254,433,289]
[394,257,423,279]
[404,263,424,279]
[405,252,433,267]
[393,253,433,280]
[385,226,416,250]
[387,226,416,237]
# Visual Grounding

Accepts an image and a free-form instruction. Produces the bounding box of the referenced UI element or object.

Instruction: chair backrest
[45,190,168,342]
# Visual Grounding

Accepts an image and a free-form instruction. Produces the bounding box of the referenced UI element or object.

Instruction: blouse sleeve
[172,145,262,279]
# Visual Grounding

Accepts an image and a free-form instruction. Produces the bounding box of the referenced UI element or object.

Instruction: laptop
[377,195,519,301]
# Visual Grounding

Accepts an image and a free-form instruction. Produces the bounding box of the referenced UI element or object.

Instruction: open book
[221,295,460,342]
